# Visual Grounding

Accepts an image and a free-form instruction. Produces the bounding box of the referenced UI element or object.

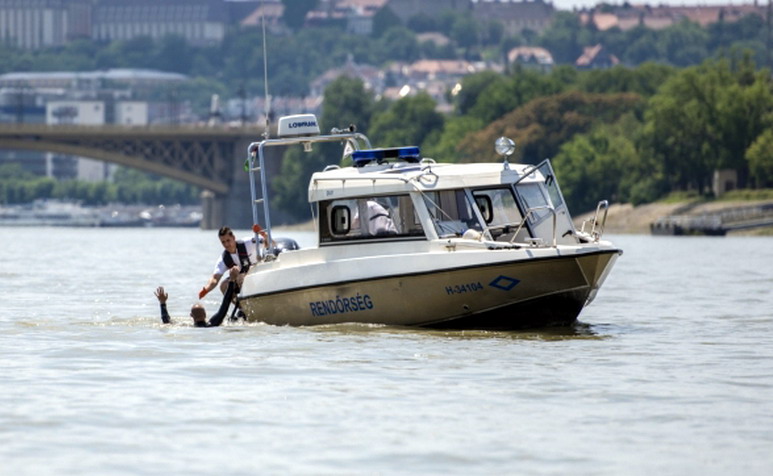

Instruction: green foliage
[576,63,675,97]
[553,114,664,212]
[642,58,773,193]
[319,76,375,133]
[538,12,589,64]
[369,93,444,148]
[422,115,486,163]
[467,68,566,123]
[272,77,375,220]
[377,26,421,62]
[746,129,773,188]
[281,0,318,31]
[717,188,773,201]
[459,90,642,164]
[0,166,198,206]
[454,71,503,116]
[372,6,402,38]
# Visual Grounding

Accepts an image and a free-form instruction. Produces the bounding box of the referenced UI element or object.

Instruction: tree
[454,71,504,116]
[319,76,374,133]
[154,35,194,74]
[577,63,675,97]
[553,114,664,212]
[422,115,485,163]
[458,91,642,164]
[746,129,773,188]
[660,20,709,67]
[372,6,402,37]
[537,12,586,64]
[467,68,566,123]
[642,58,773,193]
[377,26,420,62]
[281,0,317,31]
[369,93,444,148]
[272,77,375,221]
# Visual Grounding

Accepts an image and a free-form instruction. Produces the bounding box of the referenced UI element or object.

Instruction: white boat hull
[238,245,620,330]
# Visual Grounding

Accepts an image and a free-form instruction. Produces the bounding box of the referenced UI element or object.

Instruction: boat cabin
[310,153,577,247]
[246,114,599,254]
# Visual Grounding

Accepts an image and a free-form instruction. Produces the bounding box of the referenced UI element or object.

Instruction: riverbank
[276,200,773,237]
[574,200,773,235]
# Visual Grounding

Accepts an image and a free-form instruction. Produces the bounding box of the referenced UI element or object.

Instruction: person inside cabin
[156,267,239,327]
[198,226,264,300]
[352,199,397,236]
[367,200,398,235]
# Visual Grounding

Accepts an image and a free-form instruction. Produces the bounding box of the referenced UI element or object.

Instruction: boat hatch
[352,147,420,167]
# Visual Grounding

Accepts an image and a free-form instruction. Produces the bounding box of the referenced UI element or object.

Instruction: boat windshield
[471,187,526,241]
[423,190,483,238]
[319,194,425,244]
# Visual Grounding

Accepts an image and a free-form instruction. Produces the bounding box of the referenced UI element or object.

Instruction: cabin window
[423,190,482,238]
[319,194,424,244]
[516,183,550,224]
[474,195,493,224]
[331,205,351,234]
[535,161,565,210]
[472,187,524,240]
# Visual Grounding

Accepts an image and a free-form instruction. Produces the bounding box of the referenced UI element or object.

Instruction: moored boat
[237,114,621,329]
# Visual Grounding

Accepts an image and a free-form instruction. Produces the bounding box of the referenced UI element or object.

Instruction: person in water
[156,266,239,327]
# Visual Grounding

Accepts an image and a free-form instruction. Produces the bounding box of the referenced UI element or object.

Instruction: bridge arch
[0,124,263,227]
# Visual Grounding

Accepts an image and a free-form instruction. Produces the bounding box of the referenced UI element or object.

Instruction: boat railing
[312,175,411,185]
[580,200,609,242]
[510,205,557,248]
[246,131,372,254]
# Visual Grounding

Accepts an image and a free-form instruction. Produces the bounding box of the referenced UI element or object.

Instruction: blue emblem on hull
[489,275,520,291]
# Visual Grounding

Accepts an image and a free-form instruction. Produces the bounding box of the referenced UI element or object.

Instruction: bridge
[0,124,274,229]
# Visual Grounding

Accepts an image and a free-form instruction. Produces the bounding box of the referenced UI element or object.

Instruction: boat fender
[462,229,482,241]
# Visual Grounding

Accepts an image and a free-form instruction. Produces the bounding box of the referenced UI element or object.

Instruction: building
[93,0,228,46]
[508,46,554,73]
[581,4,767,32]
[575,44,619,70]
[0,69,188,91]
[473,0,555,36]
[384,0,470,24]
[305,0,387,35]
[0,0,92,50]
[239,0,285,33]
[310,56,384,98]
[0,69,183,180]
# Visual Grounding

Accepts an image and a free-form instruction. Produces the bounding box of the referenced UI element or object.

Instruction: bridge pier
[200,138,284,231]
[201,138,254,230]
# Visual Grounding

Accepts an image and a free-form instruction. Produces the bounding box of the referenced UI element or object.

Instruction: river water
[1,227,771,475]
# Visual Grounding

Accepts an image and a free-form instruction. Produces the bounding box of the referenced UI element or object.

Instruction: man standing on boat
[156,267,239,327]
[198,226,263,299]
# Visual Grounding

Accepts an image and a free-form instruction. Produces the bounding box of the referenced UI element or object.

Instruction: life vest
[222,240,251,274]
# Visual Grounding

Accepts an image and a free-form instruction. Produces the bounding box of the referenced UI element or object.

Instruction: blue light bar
[352,147,420,167]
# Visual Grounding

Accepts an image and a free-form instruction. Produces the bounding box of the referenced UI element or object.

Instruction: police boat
[237,114,621,329]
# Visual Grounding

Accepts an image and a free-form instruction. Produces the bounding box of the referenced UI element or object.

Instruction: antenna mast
[261,0,271,139]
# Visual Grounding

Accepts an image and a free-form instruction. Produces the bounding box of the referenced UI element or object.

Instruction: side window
[423,190,482,238]
[331,205,350,234]
[537,161,565,210]
[472,188,522,227]
[319,195,424,244]
[516,183,550,224]
[474,195,493,224]
[473,187,524,241]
